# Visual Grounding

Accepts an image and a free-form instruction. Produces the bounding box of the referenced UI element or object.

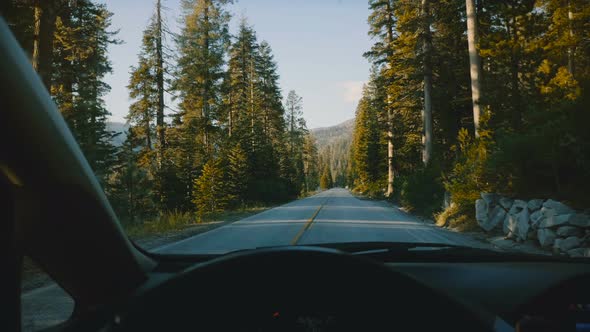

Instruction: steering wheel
[109,247,494,331]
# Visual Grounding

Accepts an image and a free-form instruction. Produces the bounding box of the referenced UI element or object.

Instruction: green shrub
[435,203,459,227]
[354,178,386,198]
[193,158,232,220]
[488,94,590,207]
[443,123,495,218]
[248,177,294,203]
[398,165,444,216]
[124,209,196,238]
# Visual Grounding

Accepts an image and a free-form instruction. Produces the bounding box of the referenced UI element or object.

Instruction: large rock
[503,213,512,235]
[527,230,537,240]
[569,214,590,228]
[516,209,530,241]
[476,198,506,231]
[553,238,563,252]
[481,193,499,206]
[503,200,529,240]
[490,236,516,249]
[475,199,487,223]
[527,199,543,211]
[556,226,583,237]
[499,197,514,210]
[530,210,543,229]
[542,199,574,215]
[509,200,527,213]
[569,248,590,258]
[487,206,507,231]
[554,236,581,252]
[538,207,572,228]
[567,248,586,257]
[537,228,556,247]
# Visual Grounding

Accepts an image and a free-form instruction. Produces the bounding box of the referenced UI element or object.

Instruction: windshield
[4,0,590,259]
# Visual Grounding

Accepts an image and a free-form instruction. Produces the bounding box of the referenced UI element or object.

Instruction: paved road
[22,188,485,331]
[157,188,484,254]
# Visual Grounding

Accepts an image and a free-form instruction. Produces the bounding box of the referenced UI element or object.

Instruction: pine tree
[109,128,155,223]
[352,87,382,190]
[193,158,230,219]
[51,1,120,185]
[226,143,249,206]
[320,164,333,190]
[154,0,166,162]
[421,0,433,165]
[302,133,320,192]
[127,33,157,156]
[126,1,172,208]
[256,40,285,150]
[171,0,232,208]
[284,90,307,194]
[225,18,259,143]
[366,0,396,196]
[31,0,57,90]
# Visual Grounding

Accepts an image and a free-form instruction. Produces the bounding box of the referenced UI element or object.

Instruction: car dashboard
[388,261,590,331]
[63,250,590,332]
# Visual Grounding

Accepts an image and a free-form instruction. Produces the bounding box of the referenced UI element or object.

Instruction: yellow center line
[290,197,329,245]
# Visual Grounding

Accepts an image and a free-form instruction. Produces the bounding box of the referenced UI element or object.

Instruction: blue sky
[101,0,372,128]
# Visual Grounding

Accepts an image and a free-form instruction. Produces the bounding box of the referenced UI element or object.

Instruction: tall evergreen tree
[126,0,172,208]
[366,0,396,197]
[31,0,57,90]
[352,87,382,190]
[171,0,231,209]
[193,158,230,219]
[303,133,320,192]
[51,1,120,185]
[225,143,249,206]
[421,0,434,165]
[320,163,334,190]
[284,90,307,193]
[225,18,259,143]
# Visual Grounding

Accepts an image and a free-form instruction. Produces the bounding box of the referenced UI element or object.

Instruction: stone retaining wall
[475,194,590,257]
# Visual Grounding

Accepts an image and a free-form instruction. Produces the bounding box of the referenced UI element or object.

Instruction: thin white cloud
[338,80,364,103]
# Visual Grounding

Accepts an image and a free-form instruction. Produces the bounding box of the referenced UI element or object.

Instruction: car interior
[2,15,590,332]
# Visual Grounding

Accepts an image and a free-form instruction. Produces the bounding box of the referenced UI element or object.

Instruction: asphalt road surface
[22,188,485,331]
[157,188,484,254]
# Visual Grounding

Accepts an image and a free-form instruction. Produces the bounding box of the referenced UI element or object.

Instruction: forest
[350,0,590,228]
[2,0,322,225]
[3,0,590,231]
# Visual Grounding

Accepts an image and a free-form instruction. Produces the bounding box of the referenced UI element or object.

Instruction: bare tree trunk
[32,0,56,90]
[155,0,166,162]
[146,111,152,150]
[567,0,575,76]
[422,0,433,167]
[465,0,483,137]
[508,16,521,130]
[202,1,210,151]
[290,106,295,155]
[228,94,233,137]
[387,113,394,196]
[250,59,255,140]
[385,0,395,197]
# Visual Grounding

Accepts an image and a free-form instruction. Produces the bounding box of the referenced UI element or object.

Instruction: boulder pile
[475,194,590,257]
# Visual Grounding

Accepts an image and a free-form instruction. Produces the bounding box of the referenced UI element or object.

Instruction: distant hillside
[311,118,354,147]
[107,121,128,146]
[107,119,355,156]
[311,119,354,186]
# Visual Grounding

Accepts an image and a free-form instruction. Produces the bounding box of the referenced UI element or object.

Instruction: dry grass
[123,206,271,240]
[435,203,479,232]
